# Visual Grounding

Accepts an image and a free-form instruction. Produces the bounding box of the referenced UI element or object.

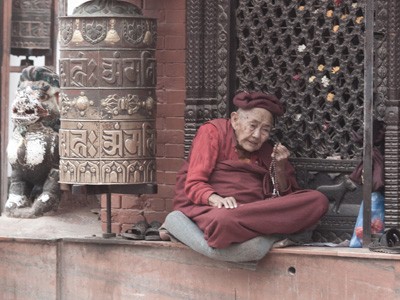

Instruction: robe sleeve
[184,123,220,205]
[258,143,300,196]
[279,160,300,195]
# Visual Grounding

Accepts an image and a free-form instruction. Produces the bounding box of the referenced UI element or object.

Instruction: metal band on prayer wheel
[58,0,157,186]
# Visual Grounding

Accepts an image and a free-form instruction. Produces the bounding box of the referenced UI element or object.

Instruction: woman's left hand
[272,143,290,163]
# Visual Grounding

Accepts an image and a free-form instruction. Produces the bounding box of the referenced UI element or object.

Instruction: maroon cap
[233,91,284,116]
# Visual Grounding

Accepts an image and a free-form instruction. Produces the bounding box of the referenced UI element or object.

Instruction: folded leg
[161,211,278,263]
[192,190,328,248]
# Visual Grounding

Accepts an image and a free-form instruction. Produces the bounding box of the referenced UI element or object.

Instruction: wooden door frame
[1,0,12,213]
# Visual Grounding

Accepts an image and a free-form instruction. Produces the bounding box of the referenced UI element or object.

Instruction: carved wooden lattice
[236,0,366,160]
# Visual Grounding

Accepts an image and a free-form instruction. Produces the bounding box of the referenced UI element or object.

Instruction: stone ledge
[0,235,399,299]
[1,234,399,261]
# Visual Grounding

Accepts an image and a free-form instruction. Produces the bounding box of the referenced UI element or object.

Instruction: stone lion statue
[5,66,61,218]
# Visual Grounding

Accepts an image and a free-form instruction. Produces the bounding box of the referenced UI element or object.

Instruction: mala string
[269,144,280,197]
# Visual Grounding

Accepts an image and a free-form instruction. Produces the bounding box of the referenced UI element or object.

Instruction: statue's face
[11,80,59,127]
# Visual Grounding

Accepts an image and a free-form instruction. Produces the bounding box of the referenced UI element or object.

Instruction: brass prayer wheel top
[59,0,156,49]
[72,0,142,17]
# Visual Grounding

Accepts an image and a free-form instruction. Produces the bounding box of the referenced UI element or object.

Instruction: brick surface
[165,9,186,23]
[164,171,179,185]
[156,184,175,199]
[156,50,186,63]
[157,158,184,172]
[157,129,184,144]
[165,63,185,77]
[162,77,186,89]
[144,198,166,211]
[121,195,143,209]
[165,198,174,211]
[156,171,166,182]
[157,103,185,117]
[165,117,185,129]
[156,143,166,156]
[159,90,186,104]
[165,144,185,158]
[142,211,169,223]
[156,62,165,77]
[156,117,166,129]
[112,209,147,225]
[100,194,122,209]
[157,76,186,90]
[158,23,185,37]
[164,0,185,10]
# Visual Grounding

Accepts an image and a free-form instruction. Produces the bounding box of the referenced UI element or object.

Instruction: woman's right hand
[208,194,238,209]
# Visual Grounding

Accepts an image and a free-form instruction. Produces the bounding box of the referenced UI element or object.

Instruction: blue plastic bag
[349,192,385,248]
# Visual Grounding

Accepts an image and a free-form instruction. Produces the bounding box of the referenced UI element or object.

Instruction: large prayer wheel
[11,0,53,57]
[58,0,157,187]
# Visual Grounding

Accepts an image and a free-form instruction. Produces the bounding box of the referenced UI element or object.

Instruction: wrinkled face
[231,107,274,152]
[11,80,59,127]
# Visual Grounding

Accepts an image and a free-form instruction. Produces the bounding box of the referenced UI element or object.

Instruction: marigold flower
[332,66,340,74]
[333,25,340,32]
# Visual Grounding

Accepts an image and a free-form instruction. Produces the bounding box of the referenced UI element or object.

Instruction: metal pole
[362,0,374,247]
[103,192,116,238]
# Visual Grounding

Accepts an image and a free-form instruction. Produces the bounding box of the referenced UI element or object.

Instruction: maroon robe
[173,119,329,248]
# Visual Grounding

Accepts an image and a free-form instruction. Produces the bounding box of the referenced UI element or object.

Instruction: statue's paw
[5,207,36,219]
[5,194,30,210]
[31,192,61,216]
[5,195,36,218]
[37,193,51,204]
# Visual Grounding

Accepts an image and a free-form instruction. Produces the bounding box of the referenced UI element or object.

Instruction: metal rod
[103,192,116,238]
[107,192,112,233]
[362,0,374,247]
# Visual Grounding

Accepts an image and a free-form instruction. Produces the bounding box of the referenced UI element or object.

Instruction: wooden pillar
[0,0,12,212]
[384,0,400,229]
